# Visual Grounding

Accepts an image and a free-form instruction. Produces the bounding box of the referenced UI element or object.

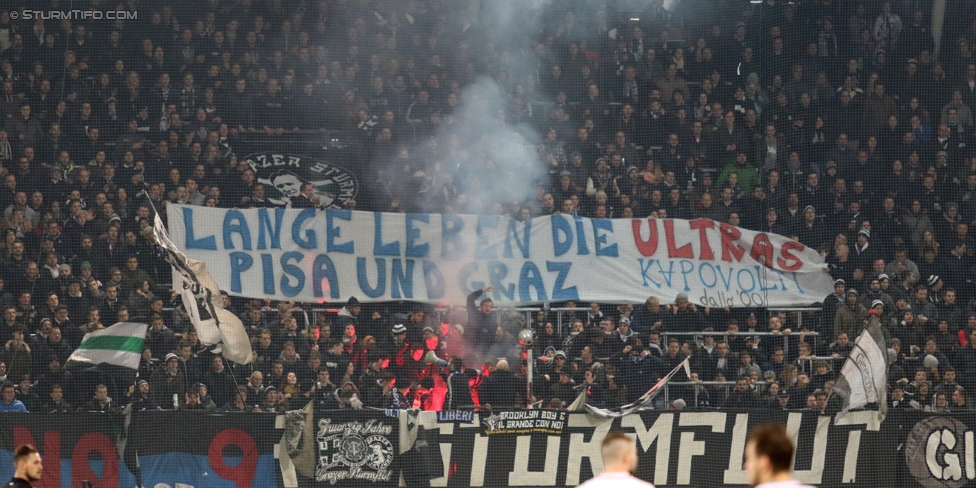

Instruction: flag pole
[146,198,251,400]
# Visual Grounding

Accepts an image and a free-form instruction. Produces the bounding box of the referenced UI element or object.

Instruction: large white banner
[166,204,835,306]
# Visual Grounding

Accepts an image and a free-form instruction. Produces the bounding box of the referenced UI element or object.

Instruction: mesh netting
[0,0,973,486]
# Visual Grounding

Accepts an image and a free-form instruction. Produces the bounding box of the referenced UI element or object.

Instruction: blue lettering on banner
[638,259,662,288]
[552,215,573,257]
[633,258,813,307]
[637,259,677,288]
[574,217,590,255]
[754,265,788,292]
[230,252,254,293]
[262,254,275,294]
[679,260,694,292]
[168,206,834,306]
[592,219,618,257]
[456,260,580,302]
[423,260,445,299]
[547,262,579,300]
[716,264,734,290]
[791,271,805,294]
[405,214,430,258]
[256,208,285,250]
[373,212,401,256]
[699,262,718,288]
[183,207,217,250]
[326,209,354,254]
[488,261,515,301]
[436,411,475,422]
[223,210,251,250]
[280,252,305,297]
[313,254,340,298]
[737,268,756,292]
[440,214,465,260]
[518,262,547,302]
[358,257,387,298]
[476,215,501,259]
[291,208,317,249]
[458,262,482,295]
[504,219,531,259]
[391,259,414,299]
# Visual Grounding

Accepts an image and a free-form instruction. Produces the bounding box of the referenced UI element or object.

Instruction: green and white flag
[68,322,148,370]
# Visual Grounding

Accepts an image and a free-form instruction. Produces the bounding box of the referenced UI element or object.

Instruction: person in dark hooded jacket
[79,384,120,412]
[466,286,497,354]
[127,380,159,410]
[319,385,364,410]
[363,371,407,409]
[444,357,475,409]
[378,324,409,360]
[202,356,237,407]
[145,314,177,357]
[480,359,522,408]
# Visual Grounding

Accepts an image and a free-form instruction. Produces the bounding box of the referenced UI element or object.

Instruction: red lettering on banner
[632,219,658,256]
[688,219,715,260]
[664,220,694,258]
[719,224,746,262]
[777,241,806,271]
[749,233,774,268]
[13,427,59,488]
[209,428,258,488]
[72,432,119,488]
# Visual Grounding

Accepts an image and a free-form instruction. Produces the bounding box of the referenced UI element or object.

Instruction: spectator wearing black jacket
[41,384,73,413]
[79,384,119,412]
[957,330,976,393]
[663,292,705,333]
[466,286,497,354]
[322,339,351,381]
[444,357,474,410]
[127,380,159,411]
[630,296,668,335]
[480,359,522,408]
[377,324,408,363]
[145,314,177,358]
[202,356,237,407]
[363,371,407,409]
[722,377,762,409]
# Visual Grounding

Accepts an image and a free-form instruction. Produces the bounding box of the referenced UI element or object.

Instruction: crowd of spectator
[0,0,975,414]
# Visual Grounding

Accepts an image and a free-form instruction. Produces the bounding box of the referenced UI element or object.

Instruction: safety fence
[160,305,822,340]
[0,408,968,488]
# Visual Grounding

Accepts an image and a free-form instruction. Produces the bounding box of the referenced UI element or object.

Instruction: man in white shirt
[745,424,817,488]
[578,431,654,488]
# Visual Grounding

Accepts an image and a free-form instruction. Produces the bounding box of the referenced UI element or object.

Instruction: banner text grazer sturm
[167,204,835,306]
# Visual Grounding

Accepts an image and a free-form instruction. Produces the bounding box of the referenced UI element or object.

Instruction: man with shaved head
[578,431,654,487]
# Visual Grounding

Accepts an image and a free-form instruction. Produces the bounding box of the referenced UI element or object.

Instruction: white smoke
[417,79,542,213]
[409,0,561,213]
[400,0,616,214]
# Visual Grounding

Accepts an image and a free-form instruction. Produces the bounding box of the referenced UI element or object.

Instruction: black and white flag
[569,356,690,418]
[833,316,888,422]
[152,203,252,365]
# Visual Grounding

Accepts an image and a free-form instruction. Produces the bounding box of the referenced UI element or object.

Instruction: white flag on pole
[570,357,691,418]
[153,205,253,364]
[833,316,888,422]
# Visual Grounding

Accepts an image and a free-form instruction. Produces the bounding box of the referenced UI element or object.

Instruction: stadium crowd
[0,0,976,415]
